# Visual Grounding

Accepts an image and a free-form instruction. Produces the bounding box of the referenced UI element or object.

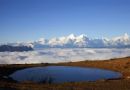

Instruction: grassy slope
[0,57,130,90]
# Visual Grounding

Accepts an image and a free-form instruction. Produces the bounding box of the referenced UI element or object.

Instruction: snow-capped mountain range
[2,33,130,48]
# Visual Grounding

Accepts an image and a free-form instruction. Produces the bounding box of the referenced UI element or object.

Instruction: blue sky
[0,0,130,43]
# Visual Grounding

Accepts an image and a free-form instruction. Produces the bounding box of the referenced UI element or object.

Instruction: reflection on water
[10,66,122,83]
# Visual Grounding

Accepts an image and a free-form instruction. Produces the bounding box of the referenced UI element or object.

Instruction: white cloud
[0,48,130,64]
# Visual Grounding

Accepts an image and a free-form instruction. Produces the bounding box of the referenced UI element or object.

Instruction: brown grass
[0,57,130,90]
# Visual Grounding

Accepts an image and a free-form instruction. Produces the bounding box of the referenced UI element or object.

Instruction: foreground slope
[0,57,130,90]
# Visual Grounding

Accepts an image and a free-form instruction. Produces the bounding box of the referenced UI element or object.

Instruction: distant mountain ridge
[0,45,33,52]
[1,33,130,48]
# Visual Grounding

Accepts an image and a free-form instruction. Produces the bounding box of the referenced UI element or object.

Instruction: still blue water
[10,66,122,83]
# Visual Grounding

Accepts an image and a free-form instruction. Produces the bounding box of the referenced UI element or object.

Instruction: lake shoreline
[0,57,130,90]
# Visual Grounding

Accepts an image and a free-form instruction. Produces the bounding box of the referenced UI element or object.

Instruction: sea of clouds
[0,48,130,64]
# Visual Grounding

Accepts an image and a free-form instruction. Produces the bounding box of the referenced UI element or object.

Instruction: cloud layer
[0,48,130,64]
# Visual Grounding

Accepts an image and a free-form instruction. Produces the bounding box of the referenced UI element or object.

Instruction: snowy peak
[1,33,130,48]
[112,33,129,42]
[78,34,87,38]
[38,38,47,44]
[67,34,76,40]
[123,33,129,40]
